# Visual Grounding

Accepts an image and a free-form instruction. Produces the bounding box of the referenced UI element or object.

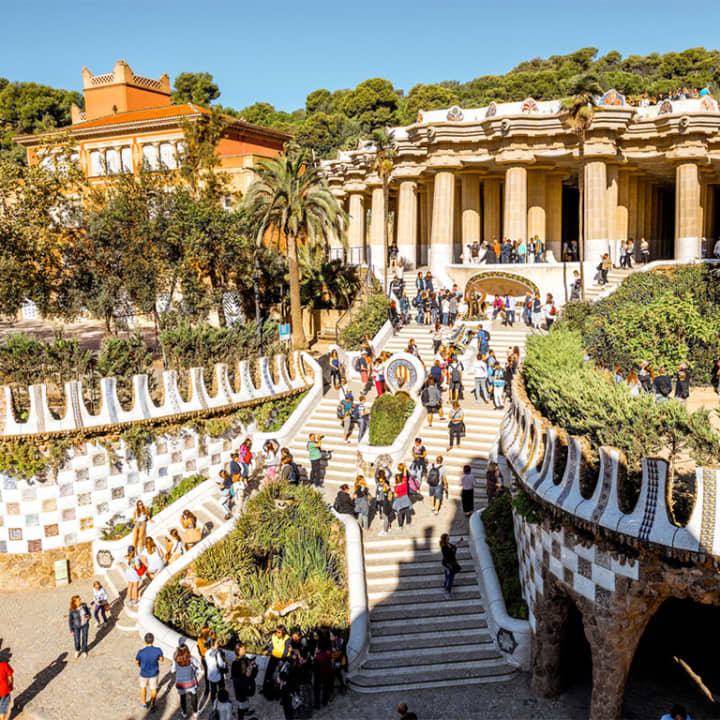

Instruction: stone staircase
[352,534,515,691]
[583,266,633,301]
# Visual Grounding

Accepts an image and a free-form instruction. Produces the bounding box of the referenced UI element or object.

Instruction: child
[91,581,109,626]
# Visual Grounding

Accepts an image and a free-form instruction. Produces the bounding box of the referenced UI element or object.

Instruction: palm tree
[371,129,396,292]
[244,154,347,349]
[563,74,602,300]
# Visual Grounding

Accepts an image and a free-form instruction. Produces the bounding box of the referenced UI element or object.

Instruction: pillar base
[429,245,453,287]
[584,237,610,264]
[674,236,701,261]
[396,244,416,270]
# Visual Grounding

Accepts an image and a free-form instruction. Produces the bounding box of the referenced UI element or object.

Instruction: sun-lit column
[527,170,546,245]
[396,180,418,270]
[616,171,629,245]
[584,160,608,262]
[430,170,455,277]
[627,175,638,245]
[503,166,527,242]
[606,165,619,264]
[461,175,481,247]
[369,186,386,278]
[483,178,501,243]
[545,174,562,260]
[348,193,365,262]
[675,162,701,260]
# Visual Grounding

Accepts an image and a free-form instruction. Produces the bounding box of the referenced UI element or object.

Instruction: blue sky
[2,0,719,111]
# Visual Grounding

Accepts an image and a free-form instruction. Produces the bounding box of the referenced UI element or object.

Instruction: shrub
[482,493,528,619]
[368,391,414,446]
[560,265,720,385]
[339,291,391,350]
[96,333,155,404]
[155,482,347,651]
[523,329,720,479]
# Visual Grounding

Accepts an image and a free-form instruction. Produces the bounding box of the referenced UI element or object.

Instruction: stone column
[461,175,481,248]
[396,180,418,270]
[584,160,608,262]
[644,182,653,254]
[348,193,365,263]
[606,165,620,264]
[483,179,501,243]
[527,170,547,245]
[616,171,629,244]
[636,178,646,250]
[627,175,638,245]
[545,174,562,260]
[504,166,528,242]
[430,170,456,278]
[675,162,701,260]
[369,186,386,278]
[423,181,434,267]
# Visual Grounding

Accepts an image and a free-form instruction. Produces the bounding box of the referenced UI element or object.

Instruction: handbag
[184,527,202,545]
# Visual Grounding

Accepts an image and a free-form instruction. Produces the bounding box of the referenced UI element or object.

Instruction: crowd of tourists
[463,236,548,265]
[634,86,713,106]
[597,360,694,403]
[389,272,463,328]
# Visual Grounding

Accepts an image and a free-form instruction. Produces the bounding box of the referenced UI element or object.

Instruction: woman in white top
[132,500,150,555]
[143,536,166,579]
[262,440,280,483]
[626,370,641,397]
[472,353,489,404]
[166,528,185,564]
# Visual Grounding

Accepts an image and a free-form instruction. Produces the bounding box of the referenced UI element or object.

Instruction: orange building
[14,60,290,195]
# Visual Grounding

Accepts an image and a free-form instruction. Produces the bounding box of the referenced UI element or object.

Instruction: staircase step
[366,572,477,592]
[368,584,480,605]
[369,625,491,652]
[349,667,516,693]
[362,645,501,670]
[370,596,483,619]
[370,611,488,634]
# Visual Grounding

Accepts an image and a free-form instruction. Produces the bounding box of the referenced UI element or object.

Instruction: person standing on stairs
[307,433,324,486]
[410,439,428,481]
[340,394,354,444]
[372,359,385,397]
[329,349,342,390]
[447,401,465,451]
[376,472,394,535]
[421,378,443,427]
[490,362,506,410]
[135,632,166,713]
[333,484,355,515]
[392,473,412,531]
[472,352,489,404]
[132,500,149,557]
[262,440,280,483]
[448,291,459,326]
[640,237,650,264]
[427,457,448,515]
[356,395,369,441]
[353,476,370,529]
[172,643,200,720]
[440,534,462,599]
[459,464,477,518]
[448,358,464,403]
[399,291,410,325]
[430,323,443,354]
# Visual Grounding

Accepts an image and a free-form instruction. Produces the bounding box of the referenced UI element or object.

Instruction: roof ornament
[521,97,539,114]
[658,100,673,115]
[416,110,424,124]
[485,102,497,118]
[600,89,626,106]
[446,105,464,122]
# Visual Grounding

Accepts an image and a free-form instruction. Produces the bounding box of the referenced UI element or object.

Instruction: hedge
[368,391,415,446]
[339,291,391,351]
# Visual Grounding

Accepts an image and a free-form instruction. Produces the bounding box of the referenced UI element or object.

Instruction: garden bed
[368,392,415,446]
[153,482,347,652]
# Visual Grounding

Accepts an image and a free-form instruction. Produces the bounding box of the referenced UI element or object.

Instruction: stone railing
[0,352,322,556]
[499,373,720,563]
[2,352,311,437]
[469,508,531,670]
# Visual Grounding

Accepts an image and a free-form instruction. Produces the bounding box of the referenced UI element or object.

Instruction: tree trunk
[286,232,307,350]
[383,179,390,294]
[578,138,586,300]
[253,252,263,354]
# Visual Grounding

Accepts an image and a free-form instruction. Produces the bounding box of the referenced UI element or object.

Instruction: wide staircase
[583,265,633,301]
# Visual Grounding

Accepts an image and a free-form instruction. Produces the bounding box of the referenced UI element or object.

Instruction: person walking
[329,349,342,390]
[639,237,650,263]
[447,401,465,451]
[197,626,213,701]
[440,534,462,599]
[472,352,489,404]
[459,465,476,518]
[68,595,91,658]
[491,362,506,410]
[427,456,448,516]
[91,581,110,626]
[674,367,690,403]
[262,626,291,700]
[654,367,673,403]
[231,643,258,719]
[531,292,543,329]
[356,395,369,441]
[353,476,370,529]
[392,474,413,532]
[0,654,12,720]
[397,702,418,720]
[448,357,463,403]
[430,322,443,354]
[172,642,200,720]
[135,632,166,713]
[421,378,443,427]
[205,637,228,705]
[339,394,354,444]
[544,293,556,330]
[486,462,502,502]
[372,359,385,397]
[218,469,234,519]
[375,471,394,536]
[307,433,324,486]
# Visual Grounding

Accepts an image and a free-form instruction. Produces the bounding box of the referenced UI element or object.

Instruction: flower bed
[368,392,415,446]
[153,482,347,651]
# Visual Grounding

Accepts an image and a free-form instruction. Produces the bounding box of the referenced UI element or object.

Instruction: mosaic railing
[2,352,312,437]
[499,374,720,563]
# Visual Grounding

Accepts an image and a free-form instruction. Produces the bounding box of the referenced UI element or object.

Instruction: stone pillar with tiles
[348,193,365,262]
[504,166,528,242]
[369,185,386,278]
[606,165,620,264]
[483,178,501,243]
[396,180,418,269]
[675,162,701,260]
[430,169,456,279]
[527,170,547,245]
[461,175,481,249]
[545,174,562,260]
[584,160,608,263]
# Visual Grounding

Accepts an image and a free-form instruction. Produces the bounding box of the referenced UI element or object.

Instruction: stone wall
[0,541,92,591]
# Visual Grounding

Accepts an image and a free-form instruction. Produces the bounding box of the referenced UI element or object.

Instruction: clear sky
[2,0,719,112]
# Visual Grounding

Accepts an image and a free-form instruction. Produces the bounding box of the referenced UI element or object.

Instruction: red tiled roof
[67,102,210,130]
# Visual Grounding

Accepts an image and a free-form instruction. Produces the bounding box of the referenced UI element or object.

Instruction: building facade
[321,91,720,280]
[14,60,290,195]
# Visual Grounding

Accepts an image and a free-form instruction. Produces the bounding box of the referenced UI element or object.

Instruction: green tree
[339,78,399,130]
[371,129,395,291]
[294,112,346,159]
[399,83,459,125]
[306,89,333,114]
[171,72,220,106]
[244,155,347,349]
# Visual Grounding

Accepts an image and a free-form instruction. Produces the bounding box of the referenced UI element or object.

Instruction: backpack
[451,366,461,383]
[351,403,361,420]
[336,401,345,418]
[239,446,252,463]
[549,305,556,316]
[427,466,440,487]
[420,387,430,405]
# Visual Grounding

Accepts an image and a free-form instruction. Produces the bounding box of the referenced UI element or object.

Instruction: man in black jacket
[333,485,355,515]
[653,367,673,402]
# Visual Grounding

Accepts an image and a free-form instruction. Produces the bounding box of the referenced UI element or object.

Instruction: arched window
[120,147,133,173]
[142,145,159,171]
[105,149,120,175]
[90,150,104,177]
[159,143,176,169]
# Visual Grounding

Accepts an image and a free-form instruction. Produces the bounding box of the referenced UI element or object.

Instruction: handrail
[335,247,374,344]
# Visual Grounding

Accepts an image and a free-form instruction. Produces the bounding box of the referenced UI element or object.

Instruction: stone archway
[463,270,540,304]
